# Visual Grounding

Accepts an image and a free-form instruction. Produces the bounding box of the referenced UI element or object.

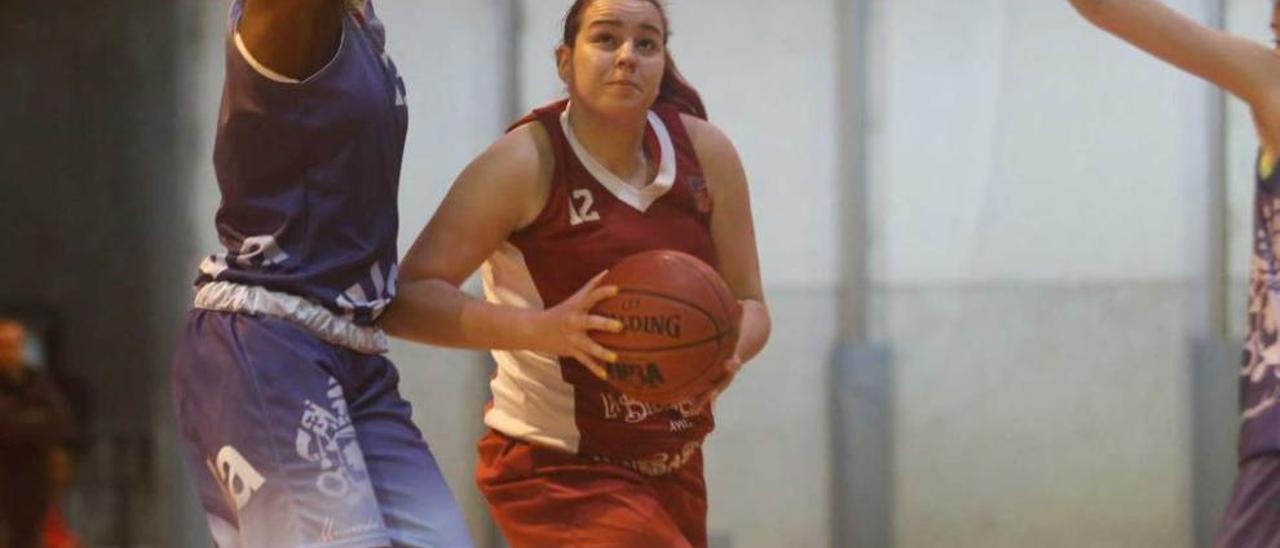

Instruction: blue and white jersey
[195,0,408,326]
[1241,148,1280,460]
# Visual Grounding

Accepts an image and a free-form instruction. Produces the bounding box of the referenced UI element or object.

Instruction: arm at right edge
[1068,0,1280,148]
[1067,0,1280,104]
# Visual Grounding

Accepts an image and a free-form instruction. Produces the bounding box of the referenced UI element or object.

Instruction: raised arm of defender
[239,0,346,81]
[1068,0,1280,150]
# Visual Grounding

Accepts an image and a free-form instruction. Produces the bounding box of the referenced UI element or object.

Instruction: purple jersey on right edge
[1240,148,1280,461]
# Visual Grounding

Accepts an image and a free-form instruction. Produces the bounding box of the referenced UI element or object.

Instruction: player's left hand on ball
[693,355,743,414]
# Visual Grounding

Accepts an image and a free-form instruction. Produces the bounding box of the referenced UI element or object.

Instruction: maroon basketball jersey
[482,101,718,474]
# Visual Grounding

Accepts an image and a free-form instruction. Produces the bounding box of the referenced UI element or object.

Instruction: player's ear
[556,45,572,86]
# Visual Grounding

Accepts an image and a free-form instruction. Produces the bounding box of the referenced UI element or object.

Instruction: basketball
[590,249,742,404]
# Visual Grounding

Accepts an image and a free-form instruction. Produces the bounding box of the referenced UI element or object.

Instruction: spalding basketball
[590,249,742,405]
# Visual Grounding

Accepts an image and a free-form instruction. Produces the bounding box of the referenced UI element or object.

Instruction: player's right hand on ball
[530,270,624,380]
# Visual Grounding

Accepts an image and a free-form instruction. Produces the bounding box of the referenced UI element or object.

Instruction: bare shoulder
[460,120,557,229]
[680,113,736,157]
[679,113,747,193]
[477,121,555,189]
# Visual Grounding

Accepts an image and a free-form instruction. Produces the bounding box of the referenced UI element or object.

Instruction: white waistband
[194,281,389,354]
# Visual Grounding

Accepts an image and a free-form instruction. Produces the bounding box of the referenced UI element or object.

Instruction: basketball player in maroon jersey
[1069,0,1280,545]
[381,0,771,545]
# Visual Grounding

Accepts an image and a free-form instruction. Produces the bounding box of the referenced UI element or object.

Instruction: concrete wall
[868,0,1203,286]
[0,1,194,544]
[883,286,1191,547]
[0,0,186,437]
[867,1,1235,546]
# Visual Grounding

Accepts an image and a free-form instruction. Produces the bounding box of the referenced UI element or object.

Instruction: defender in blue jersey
[169,1,471,546]
[1069,1,1280,546]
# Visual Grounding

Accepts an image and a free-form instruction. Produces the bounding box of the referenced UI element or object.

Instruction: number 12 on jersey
[568,188,601,226]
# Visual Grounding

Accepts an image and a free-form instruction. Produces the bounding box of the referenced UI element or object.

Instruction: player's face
[0,323,26,374]
[559,0,666,118]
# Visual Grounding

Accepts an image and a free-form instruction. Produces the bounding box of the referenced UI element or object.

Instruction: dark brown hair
[561,0,708,120]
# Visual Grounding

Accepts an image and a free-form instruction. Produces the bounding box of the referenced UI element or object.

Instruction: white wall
[869,1,1223,546]
[870,0,1204,286]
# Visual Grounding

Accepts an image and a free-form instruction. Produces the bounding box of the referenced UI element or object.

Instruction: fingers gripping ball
[590,250,742,404]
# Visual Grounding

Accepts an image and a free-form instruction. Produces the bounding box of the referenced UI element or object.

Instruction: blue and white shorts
[171,284,472,547]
